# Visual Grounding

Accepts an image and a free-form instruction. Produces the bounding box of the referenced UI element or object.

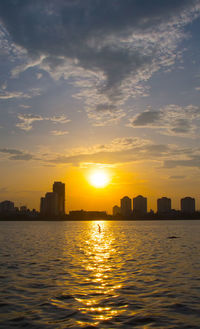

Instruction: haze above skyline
[0,0,200,212]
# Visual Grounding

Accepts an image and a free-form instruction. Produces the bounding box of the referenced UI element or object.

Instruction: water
[0,220,200,328]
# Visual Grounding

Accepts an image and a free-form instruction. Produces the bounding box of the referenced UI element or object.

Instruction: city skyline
[0,1,200,212]
[0,179,199,214]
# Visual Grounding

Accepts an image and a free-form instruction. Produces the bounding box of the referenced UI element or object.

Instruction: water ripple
[0,220,200,328]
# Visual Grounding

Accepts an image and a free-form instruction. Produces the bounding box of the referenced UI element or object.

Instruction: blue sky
[0,0,200,211]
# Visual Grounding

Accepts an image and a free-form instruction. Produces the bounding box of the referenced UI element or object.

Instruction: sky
[0,0,200,213]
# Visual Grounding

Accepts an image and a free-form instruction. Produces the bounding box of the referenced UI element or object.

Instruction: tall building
[44,192,58,216]
[133,195,147,214]
[40,197,46,216]
[113,205,121,216]
[181,197,195,214]
[157,197,171,213]
[53,181,65,215]
[120,196,132,217]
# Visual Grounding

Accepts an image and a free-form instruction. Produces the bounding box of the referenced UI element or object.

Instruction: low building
[0,200,15,214]
[69,210,107,220]
[113,205,121,216]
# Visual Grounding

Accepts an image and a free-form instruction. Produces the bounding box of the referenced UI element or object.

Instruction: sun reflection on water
[74,220,126,325]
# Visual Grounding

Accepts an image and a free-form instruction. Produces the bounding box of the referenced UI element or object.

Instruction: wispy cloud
[0,88,41,100]
[1,137,200,171]
[16,114,71,131]
[0,1,199,124]
[51,130,69,136]
[16,114,43,131]
[0,91,30,100]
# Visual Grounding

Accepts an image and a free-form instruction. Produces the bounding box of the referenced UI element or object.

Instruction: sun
[89,170,110,188]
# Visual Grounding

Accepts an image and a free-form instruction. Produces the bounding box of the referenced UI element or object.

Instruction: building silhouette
[157,197,171,213]
[53,181,65,215]
[120,196,132,217]
[0,200,15,213]
[113,205,121,216]
[40,181,65,217]
[69,210,107,220]
[181,197,195,214]
[44,192,58,216]
[40,197,46,216]
[133,195,147,214]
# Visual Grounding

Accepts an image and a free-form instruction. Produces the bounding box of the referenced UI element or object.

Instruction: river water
[0,220,200,328]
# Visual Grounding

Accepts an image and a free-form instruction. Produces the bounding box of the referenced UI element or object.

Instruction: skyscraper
[133,195,147,214]
[181,197,195,214]
[120,196,132,217]
[157,197,171,213]
[53,181,65,215]
[44,192,58,216]
[40,197,46,216]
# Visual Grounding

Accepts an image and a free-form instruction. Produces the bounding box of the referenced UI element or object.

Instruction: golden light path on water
[74,221,128,326]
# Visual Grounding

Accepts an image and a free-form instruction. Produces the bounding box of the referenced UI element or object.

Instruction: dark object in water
[98,224,101,233]
[167,236,179,239]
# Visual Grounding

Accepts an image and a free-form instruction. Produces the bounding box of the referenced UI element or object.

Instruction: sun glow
[89,170,110,188]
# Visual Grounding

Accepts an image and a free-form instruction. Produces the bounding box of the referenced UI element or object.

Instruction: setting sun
[89,170,110,188]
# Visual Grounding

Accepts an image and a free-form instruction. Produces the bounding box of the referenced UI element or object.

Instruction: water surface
[0,220,200,328]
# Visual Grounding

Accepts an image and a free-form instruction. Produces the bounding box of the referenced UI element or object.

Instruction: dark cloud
[9,154,33,161]
[96,103,117,112]
[130,105,200,136]
[0,0,199,101]
[0,148,24,155]
[169,175,186,179]
[0,148,33,160]
[131,110,161,126]
[164,155,200,168]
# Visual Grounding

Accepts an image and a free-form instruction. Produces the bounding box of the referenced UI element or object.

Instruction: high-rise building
[181,197,195,214]
[120,196,132,217]
[53,181,65,215]
[157,197,171,213]
[40,197,46,216]
[113,205,121,216]
[133,195,147,214]
[44,192,58,216]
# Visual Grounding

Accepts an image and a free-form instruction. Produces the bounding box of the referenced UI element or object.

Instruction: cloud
[0,88,41,100]
[16,114,43,131]
[164,155,200,169]
[20,104,31,109]
[0,148,33,160]
[49,115,71,124]
[0,91,30,99]
[131,110,161,126]
[129,104,200,136]
[0,1,199,124]
[1,137,200,170]
[45,137,172,166]
[169,175,186,179]
[51,130,69,136]
[16,113,71,131]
